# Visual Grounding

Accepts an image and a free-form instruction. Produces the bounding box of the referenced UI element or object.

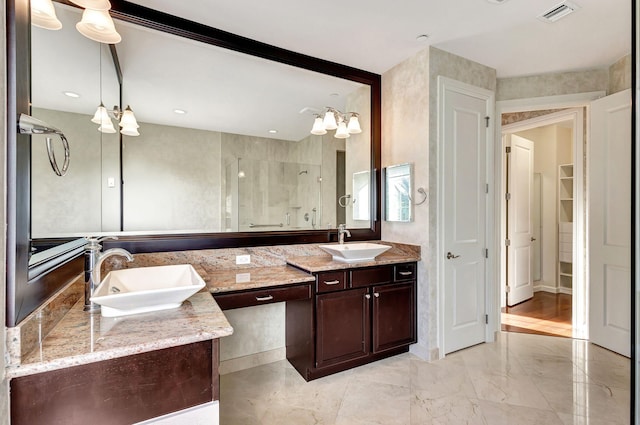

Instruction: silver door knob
[446,252,460,259]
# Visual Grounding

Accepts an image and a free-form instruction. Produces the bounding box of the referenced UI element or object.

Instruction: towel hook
[409,187,427,206]
[18,114,70,176]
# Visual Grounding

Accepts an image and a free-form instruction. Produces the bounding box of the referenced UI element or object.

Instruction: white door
[506,135,535,306]
[440,78,492,355]
[589,89,631,357]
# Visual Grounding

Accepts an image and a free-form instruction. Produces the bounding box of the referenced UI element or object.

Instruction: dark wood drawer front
[316,271,347,293]
[350,266,393,288]
[214,284,311,310]
[394,263,416,281]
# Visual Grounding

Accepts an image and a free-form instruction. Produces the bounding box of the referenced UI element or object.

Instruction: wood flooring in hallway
[501,291,572,338]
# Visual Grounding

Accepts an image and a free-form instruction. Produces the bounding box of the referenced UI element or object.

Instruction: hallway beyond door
[501,292,572,338]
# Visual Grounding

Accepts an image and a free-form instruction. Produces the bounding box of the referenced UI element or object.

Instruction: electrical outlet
[236,254,251,265]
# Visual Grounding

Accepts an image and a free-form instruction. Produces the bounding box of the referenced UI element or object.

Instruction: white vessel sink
[319,243,391,262]
[91,264,206,317]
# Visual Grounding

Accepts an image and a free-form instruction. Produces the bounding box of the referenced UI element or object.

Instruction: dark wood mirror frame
[5,0,381,326]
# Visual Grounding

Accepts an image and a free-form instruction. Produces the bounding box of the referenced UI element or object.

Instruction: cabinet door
[372,282,415,353]
[316,288,370,368]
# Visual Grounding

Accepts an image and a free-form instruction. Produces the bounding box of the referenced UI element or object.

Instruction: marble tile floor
[220,332,630,425]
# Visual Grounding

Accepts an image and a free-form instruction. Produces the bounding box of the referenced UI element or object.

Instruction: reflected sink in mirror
[90,264,205,317]
[319,243,391,262]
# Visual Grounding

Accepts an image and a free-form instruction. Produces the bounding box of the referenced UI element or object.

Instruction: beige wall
[609,54,632,94]
[382,46,497,359]
[31,108,119,237]
[497,69,608,101]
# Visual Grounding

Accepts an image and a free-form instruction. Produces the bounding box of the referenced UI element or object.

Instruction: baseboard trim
[219,347,286,375]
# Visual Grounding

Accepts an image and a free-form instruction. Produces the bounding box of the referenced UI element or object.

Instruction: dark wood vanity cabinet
[287,262,417,381]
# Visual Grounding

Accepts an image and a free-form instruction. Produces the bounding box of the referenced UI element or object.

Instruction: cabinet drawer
[350,266,393,288]
[316,271,347,293]
[394,263,416,281]
[214,284,311,310]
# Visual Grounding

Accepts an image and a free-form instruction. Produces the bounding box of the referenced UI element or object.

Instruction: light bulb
[76,9,121,44]
[120,125,140,137]
[98,120,116,134]
[31,0,62,30]
[119,106,139,129]
[68,0,111,11]
[310,116,327,135]
[347,115,362,134]
[323,110,338,131]
[91,104,111,125]
[334,121,350,139]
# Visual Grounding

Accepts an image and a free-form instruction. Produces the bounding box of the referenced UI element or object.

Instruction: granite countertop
[7,292,233,379]
[286,250,421,273]
[205,265,315,293]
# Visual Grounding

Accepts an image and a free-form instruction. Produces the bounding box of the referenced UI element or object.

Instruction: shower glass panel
[236,158,321,231]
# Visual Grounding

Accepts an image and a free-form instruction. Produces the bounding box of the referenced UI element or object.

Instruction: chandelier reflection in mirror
[30,0,122,44]
[92,104,140,136]
[310,107,362,139]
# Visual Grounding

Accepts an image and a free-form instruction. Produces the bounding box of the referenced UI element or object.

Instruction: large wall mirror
[7,0,381,325]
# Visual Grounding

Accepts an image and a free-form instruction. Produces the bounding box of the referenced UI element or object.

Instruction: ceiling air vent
[538,1,580,23]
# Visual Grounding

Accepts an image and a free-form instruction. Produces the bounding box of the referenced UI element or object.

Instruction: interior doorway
[499,108,586,339]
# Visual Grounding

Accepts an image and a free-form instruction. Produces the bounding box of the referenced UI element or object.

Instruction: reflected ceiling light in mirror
[173,109,187,115]
[63,91,80,98]
[69,0,111,10]
[311,107,361,139]
[92,104,140,136]
[310,116,327,135]
[76,8,121,44]
[31,0,62,30]
[119,106,140,136]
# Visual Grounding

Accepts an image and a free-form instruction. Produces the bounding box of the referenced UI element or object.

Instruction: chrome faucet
[84,237,133,312]
[338,224,351,244]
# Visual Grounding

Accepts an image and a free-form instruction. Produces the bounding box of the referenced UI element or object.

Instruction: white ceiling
[126,0,630,77]
[32,0,630,141]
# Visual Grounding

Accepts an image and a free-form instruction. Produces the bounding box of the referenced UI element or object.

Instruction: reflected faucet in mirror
[84,236,133,313]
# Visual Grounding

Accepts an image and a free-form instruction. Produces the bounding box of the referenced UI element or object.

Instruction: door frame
[437,76,495,357]
[493,91,605,340]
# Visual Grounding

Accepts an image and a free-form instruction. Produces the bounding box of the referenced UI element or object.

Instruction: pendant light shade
[76,9,121,44]
[91,103,111,125]
[310,116,327,135]
[119,106,140,136]
[31,0,62,30]
[347,114,362,134]
[323,110,338,131]
[68,0,111,10]
[98,120,116,134]
[334,121,350,139]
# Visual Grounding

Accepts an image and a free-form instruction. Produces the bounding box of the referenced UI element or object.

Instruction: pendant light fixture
[31,0,122,45]
[310,108,362,139]
[92,104,141,136]
[76,8,121,44]
[31,0,62,30]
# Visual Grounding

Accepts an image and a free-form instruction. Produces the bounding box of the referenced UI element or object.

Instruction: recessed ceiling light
[486,0,510,4]
[416,34,430,42]
[268,129,278,134]
[173,109,187,114]
[63,91,80,98]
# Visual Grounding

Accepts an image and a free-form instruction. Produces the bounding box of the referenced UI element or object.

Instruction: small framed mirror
[384,163,413,222]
